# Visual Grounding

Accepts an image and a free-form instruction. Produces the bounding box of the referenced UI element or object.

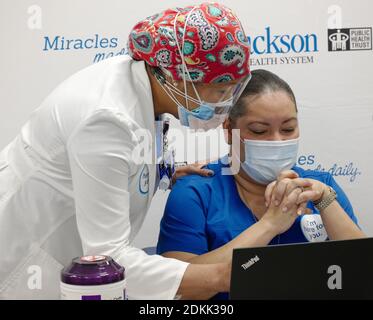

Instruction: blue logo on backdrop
[43,34,127,63]
[297,154,362,183]
[248,27,319,55]
[139,165,150,195]
[248,27,319,67]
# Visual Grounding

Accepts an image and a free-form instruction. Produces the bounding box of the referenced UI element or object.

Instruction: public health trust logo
[328,27,372,52]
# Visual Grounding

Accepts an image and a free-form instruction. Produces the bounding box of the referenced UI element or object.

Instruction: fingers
[277,170,299,181]
[173,165,214,181]
[296,202,308,216]
[185,165,214,177]
[281,187,303,214]
[264,181,277,207]
[272,178,292,206]
[264,170,299,207]
[282,184,320,215]
[188,161,217,176]
[272,178,313,207]
[265,170,299,207]
[296,190,320,204]
[198,168,215,177]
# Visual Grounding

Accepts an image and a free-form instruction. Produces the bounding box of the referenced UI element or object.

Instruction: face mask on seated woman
[240,137,299,185]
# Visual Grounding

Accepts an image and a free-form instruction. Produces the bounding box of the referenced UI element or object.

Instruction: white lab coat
[0,55,189,300]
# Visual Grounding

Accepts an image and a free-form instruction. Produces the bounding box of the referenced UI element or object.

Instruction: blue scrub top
[157,156,359,299]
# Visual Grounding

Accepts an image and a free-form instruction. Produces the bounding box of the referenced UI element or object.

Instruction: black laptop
[230,237,373,300]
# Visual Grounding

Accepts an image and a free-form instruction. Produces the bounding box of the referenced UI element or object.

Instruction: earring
[153,68,166,85]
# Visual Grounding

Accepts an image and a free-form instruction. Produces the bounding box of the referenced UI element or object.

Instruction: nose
[269,132,284,141]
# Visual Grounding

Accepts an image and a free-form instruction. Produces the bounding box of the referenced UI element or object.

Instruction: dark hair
[229,69,297,123]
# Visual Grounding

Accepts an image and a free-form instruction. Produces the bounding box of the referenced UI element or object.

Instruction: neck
[145,65,178,118]
[234,167,268,220]
[234,168,267,197]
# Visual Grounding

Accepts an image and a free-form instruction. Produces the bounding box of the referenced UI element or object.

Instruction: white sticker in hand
[301,214,328,242]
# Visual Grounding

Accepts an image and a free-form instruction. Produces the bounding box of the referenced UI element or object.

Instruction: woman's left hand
[264,171,329,215]
[172,162,214,183]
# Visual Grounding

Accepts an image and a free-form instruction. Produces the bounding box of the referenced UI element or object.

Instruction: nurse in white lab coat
[0,2,251,299]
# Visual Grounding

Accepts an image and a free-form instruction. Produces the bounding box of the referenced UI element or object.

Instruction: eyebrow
[283,117,298,124]
[247,117,298,126]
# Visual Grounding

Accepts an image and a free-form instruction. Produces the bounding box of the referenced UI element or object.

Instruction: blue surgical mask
[178,103,230,130]
[241,138,299,185]
[178,103,214,126]
[154,74,232,131]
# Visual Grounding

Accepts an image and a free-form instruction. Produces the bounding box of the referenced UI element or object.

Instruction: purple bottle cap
[61,255,125,286]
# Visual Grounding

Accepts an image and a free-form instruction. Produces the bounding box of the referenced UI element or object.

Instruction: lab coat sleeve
[66,109,189,300]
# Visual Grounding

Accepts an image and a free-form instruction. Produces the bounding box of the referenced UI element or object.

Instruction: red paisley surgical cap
[127,2,251,84]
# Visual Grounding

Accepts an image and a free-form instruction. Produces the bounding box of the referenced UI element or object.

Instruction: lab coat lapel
[131,60,157,207]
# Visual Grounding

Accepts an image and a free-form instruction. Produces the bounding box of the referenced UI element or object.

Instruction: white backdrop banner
[0,0,372,247]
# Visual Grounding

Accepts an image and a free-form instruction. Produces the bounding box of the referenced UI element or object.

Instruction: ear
[173,80,189,95]
[223,118,233,145]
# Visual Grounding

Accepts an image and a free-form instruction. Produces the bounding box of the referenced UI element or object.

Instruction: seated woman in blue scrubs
[157,69,365,299]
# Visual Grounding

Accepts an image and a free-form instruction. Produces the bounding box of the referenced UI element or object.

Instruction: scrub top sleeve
[67,109,189,300]
[326,174,359,226]
[157,180,209,255]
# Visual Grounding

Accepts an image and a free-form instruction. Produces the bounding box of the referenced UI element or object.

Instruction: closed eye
[250,130,267,135]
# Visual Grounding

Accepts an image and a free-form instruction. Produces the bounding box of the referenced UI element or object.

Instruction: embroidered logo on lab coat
[139,165,149,195]
[301,214,328,242]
